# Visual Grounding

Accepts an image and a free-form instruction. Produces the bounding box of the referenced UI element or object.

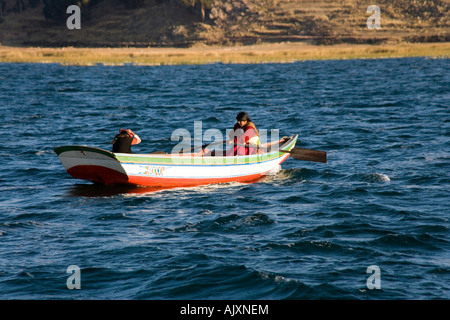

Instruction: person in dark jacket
[111,129,141,153]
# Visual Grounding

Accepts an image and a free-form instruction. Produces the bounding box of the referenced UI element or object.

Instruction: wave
[163,212,275,234]
[131,262,350,299]
[367,233,442,251]
[268,168,322,184]
[346,172,391,183]
[263,240,344,255]
[363,173,391,182]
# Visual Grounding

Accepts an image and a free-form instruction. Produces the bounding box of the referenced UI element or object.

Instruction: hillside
[0,0,449,47]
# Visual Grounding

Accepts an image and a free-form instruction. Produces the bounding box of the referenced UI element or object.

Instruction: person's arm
[131,133,141,145]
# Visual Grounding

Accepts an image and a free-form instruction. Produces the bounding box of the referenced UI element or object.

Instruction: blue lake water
[0,58,449,300]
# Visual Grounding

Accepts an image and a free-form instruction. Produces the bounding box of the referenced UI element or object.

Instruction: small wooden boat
[54,135,300,187]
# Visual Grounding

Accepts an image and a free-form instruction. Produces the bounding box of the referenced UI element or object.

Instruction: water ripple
[0,58,448,299]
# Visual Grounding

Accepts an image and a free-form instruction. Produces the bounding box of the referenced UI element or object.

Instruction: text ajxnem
[180,304,269,317]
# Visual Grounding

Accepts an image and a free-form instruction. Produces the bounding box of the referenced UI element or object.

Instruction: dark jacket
[112,132,134,153]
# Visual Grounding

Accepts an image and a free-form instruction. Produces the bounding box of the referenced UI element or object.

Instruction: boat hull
[55,135,297,187]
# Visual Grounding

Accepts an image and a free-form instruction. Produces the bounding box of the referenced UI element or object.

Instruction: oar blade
[285,147,327,163]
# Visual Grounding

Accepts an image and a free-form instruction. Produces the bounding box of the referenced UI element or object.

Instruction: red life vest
[229,123,258,156]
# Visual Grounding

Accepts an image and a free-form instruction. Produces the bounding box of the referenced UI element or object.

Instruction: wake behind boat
[54,135,302,187]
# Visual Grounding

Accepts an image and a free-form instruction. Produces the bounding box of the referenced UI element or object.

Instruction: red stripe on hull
[67,165,129,185]
[127,172,266,187]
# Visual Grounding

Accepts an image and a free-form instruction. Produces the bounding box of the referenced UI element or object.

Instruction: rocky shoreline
[0,0,448,48]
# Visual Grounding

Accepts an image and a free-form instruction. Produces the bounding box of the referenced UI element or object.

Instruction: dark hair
[236,111,252,122]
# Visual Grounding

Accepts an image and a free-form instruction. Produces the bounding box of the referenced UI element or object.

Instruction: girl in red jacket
[228,112,260,156]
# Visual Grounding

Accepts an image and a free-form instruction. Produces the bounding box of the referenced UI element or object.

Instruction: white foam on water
[265,164,282,175]
[362,173,391,183]
[372,173,390,182]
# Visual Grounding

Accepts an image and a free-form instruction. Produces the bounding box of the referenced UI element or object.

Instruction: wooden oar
[280,147,327,163]
[180,136,327,163]
[236,141,327,163]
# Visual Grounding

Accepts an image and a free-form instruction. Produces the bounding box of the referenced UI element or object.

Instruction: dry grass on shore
[0,42,448,66]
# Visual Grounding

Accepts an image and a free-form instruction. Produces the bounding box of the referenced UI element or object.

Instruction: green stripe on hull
[115,135,298,165]
[116,153,279,165]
